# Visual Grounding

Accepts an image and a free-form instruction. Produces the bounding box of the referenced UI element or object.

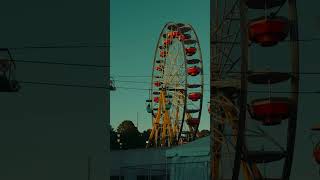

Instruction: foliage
[110,120,150,150]
[110,125,120,150]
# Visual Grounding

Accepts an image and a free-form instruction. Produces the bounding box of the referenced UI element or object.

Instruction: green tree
[116,120,142,149]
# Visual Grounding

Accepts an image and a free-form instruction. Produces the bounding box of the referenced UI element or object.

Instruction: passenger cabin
[0,48,19,92]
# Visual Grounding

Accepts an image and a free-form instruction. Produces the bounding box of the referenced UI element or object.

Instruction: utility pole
[137,112,139,131]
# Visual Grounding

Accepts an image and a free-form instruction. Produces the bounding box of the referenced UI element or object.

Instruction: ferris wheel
[211,0,299,179]
[146,22,204,148]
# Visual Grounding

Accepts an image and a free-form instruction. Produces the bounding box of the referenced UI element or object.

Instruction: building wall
[110,148,167,177]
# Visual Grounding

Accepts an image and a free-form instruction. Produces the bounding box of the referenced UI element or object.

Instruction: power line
[16,80,320,94]
[113,76,320,86]
[212,37,320,44]
[112,71,320,78]
[114,86,320,94]
[15,59,110,68]
[117,87,150,91]
[214,71,320,75]
[112,74,210,78]
[8,44,109,50]
[19,81,107,89]
[114,80,151,84]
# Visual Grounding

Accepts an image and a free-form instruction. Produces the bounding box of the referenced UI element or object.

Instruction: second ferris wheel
[146,22,204,148]
[211,0,300,180]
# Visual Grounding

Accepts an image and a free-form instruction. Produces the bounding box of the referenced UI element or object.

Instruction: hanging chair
[0,48,20,92]
[109,77,116,91]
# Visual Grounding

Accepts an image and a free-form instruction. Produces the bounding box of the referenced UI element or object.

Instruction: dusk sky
[110,0,210,131]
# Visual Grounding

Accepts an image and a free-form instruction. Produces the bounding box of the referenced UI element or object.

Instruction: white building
[110,136,210,180]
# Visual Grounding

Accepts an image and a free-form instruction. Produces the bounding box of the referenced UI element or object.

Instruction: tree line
[110,120,210,150]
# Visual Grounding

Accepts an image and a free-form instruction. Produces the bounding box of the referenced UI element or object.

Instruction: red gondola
[188,92,202,101]
[155,65,164,71]
[167,31,181,38]
[154,81,162,87]
[249,97,290,125]
[185,47,197,56]
[187,66,201,76]
[163,39,172,46]
[160,51,168,58]
[154,97,159,103]
[249,17,289,46]
[314,147,320,164]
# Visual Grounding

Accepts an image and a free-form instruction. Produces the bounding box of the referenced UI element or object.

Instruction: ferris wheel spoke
[216,31,241,77]
[220,32,241,73]
[214,0,240,34]
[166,62,185,86]
[164,48,184,85]
[225,56,241,75]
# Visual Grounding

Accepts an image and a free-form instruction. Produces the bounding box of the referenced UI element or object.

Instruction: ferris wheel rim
[150,22,204,146]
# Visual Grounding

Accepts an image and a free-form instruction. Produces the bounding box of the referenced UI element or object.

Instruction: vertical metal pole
[137,112,139,131]
[88,156,91,180]
[283,0,300,179]
[232,0,248,179]
[209,0,215,179]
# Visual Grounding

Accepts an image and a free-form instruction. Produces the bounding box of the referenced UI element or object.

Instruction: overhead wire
[6,44,109,50]
[0,43,111,68]
[112,71,320,78]
[14,59,110,68]
[18,80,107,89]
[14,76,309,93]
[113,86,320,94]
[3,38,320,91]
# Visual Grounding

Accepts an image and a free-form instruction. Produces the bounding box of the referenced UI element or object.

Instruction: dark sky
[0,1,108,180]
